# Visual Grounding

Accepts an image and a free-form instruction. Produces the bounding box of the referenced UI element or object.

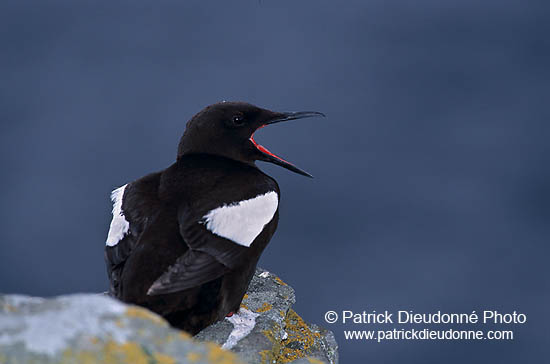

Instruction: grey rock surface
[0,294,243,364]
[0,268,337,364]
[196,268,338,364]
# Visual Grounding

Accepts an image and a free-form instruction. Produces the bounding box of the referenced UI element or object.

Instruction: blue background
[1,1,549,362]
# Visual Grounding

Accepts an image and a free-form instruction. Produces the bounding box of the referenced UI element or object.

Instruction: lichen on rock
[0,294,243,364]
[195,268,338,364]
[0,268,337,364]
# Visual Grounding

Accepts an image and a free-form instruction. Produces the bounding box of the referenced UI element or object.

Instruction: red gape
[226,311,235,317]
[249,126,295,166]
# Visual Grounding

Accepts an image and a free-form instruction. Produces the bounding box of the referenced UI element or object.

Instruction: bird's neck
[177,151,257,170]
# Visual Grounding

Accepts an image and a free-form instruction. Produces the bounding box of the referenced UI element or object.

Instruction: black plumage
[104,102,323,334]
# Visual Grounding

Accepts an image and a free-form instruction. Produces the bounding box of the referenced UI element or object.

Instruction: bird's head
[177,102,324,177]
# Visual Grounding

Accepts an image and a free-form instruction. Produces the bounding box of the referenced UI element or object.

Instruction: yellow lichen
[62,340,151,364]
[206,342,245,364]
[262,328,276,344]
[256,302,273,313]
[104,341,149,364]
[261,323,283,364]
[240,293,250,309]
[277,309,321,363]
[125,307,167,326]
[61,348,99,364]
[186,351,202,362]
[274,277,287,286]
[307,358,325,364]
[259,349,278,364]
[153,352,176,364]
[180,331,192,339]
[61,335,238,364]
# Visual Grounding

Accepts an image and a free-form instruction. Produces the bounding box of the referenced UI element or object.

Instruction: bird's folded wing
[105,233,138,295]
[147,249,228,295]
[177,190,279,269]
[105,233,136,268]
[146,200,252,296]
[147,188,278,295]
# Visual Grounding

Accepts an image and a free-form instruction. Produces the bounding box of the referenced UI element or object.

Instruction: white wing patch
[202,191,278,247]
[105,184,129,247]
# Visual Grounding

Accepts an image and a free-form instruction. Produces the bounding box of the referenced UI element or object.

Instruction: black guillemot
[104,101,323,334]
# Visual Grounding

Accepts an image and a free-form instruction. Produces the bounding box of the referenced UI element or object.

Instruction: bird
[104,101,324,334]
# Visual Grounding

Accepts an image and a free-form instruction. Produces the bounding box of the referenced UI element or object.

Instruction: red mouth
[247,110,323,178]
[249,125,294,166]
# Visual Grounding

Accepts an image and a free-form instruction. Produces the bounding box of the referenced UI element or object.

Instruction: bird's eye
[232,115,245,126]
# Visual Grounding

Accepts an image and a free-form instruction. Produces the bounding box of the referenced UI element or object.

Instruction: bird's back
[104,154,280,333]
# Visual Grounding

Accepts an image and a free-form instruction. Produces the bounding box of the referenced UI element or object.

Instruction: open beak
[250,111,325,178]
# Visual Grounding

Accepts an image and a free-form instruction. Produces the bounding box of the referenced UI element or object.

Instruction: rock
[196,268,338,364]
[0,268,338,364]
[0,294,243,364]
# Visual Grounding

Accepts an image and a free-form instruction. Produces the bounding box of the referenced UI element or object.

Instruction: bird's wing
[146,249,227,295]
[147,187,279,296]
[104,174,162,296]
[105,233,138,295]
[104,184,137,295]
